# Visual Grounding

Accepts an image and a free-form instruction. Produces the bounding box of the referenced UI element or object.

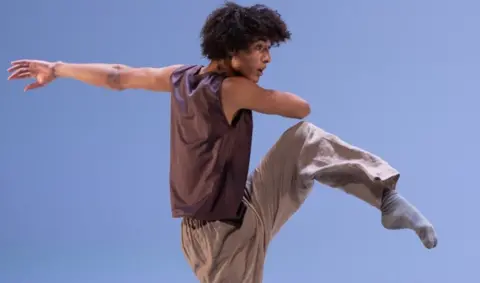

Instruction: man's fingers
[8,67,29,74]
[9,72,31,80]
[24,82,44,92]
[7,64,27,73]
[11,60,35,65]
[7,68,31,80]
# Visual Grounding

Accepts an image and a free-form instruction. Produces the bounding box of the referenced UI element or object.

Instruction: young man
[8,2,437,282]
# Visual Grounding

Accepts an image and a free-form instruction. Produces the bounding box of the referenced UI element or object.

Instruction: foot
[381,189,438,249]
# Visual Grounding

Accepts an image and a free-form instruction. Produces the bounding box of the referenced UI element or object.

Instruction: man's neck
[202,60,236,77]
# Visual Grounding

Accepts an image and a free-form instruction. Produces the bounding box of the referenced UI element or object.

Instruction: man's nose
[262,51,271,64]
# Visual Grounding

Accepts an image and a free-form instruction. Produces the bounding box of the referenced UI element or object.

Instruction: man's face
[231,40,272,83]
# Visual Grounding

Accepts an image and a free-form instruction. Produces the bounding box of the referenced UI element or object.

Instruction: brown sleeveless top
[169,65,253,221]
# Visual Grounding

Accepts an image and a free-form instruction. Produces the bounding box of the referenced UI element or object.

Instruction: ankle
[380,189,398,213]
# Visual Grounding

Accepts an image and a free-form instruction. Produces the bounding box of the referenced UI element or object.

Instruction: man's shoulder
[222,76,253,94]
[169,64,197,75]
[222,76,262,105]
[170,64,203,82]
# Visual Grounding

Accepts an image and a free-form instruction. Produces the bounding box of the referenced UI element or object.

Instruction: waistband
[183,189,252,230]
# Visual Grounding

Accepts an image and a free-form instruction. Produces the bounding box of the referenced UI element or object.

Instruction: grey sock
[381,189,438,249]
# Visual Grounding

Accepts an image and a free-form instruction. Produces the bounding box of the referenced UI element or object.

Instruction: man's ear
[227,51,236,60]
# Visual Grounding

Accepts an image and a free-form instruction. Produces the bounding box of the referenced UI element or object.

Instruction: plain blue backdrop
[1,0,478,282]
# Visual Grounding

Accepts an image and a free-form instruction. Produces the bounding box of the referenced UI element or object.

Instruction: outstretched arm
[7,59,183,92]
[54,62,183,92]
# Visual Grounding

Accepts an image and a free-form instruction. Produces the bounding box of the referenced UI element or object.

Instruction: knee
[293,121,317,131]
[279,121,324,144]
[288,121,324,137]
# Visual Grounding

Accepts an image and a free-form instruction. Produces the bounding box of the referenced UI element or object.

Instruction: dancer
[7,2,437,282]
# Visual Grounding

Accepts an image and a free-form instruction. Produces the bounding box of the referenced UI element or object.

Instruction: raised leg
[247,121,437,248]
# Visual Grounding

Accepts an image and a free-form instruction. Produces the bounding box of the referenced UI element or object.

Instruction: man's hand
[7,60,57,92]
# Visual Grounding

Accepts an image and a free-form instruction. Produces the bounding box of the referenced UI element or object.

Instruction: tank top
[169,65,253,221]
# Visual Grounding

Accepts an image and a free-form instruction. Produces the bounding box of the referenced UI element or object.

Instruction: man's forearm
[54,62,130,90]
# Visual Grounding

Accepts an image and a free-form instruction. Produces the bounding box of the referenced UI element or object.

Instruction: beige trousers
[181,121,400,283]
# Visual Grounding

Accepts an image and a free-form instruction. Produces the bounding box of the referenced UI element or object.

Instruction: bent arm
[222,76,311,119]
[54,62,183,92]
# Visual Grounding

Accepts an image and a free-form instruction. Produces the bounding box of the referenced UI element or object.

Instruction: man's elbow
[301,102,311,118]
[105,67,147,91]
[105,68,127,91]
[294,101,311,119]
[104,64,133,91]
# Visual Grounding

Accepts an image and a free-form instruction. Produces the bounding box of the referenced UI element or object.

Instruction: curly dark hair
[200,2,292,60]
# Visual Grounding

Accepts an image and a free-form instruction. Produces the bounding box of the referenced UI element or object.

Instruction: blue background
[2,0,477,282]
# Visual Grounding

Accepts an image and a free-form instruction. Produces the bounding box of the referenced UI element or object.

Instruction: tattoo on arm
[106,69,123,90]
[106,64,130,90]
